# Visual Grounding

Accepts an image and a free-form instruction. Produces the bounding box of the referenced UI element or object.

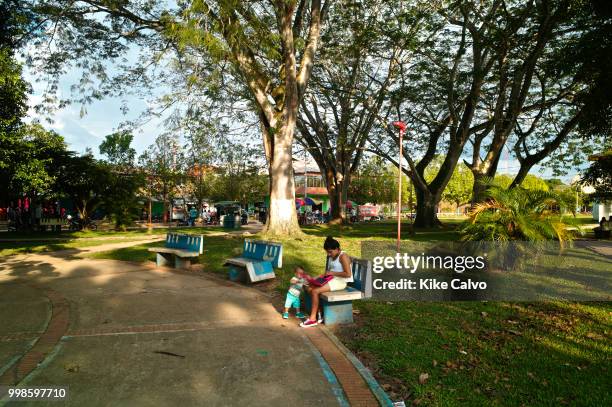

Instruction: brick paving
[305,328,380,407]
[0,285,69,386]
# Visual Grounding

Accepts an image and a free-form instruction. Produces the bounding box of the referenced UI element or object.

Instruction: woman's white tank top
[328,251,353,283]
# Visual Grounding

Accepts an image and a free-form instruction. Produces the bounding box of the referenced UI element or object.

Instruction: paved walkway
[582,240,612,258]
[0,252,344,406]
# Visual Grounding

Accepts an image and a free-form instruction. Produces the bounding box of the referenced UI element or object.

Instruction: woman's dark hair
[323,236,340,250]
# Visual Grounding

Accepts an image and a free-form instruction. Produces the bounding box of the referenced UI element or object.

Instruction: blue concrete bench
[224,239,283,282]
[148,233,203,269]
[309,258,373,325]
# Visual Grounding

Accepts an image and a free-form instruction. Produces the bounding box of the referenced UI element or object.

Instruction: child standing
[283,266,307,319]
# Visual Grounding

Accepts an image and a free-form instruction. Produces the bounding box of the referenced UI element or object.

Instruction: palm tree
[461,186,578,244]
[461,186,580,271]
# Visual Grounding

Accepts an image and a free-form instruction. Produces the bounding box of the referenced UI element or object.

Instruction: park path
[0,242,345,406]
[583,240,612,258]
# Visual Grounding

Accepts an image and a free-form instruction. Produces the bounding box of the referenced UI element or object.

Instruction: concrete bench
[148,233,203,269]
[224,239,282,283]
[309,258,373,325]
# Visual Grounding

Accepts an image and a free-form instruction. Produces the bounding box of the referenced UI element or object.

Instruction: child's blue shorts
[285,292,300,309]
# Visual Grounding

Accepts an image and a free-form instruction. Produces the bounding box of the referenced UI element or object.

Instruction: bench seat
[224,240,282,283]
[148,247,200,257]
[149,233,203,269]
[320,287,364,302]
[224,257,260,267]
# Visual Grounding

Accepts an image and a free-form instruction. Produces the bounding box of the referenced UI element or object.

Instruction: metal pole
[397,129,403,252]
[392,121,407,253]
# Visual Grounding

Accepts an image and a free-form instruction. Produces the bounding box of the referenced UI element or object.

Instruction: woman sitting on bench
[300,236,352,328]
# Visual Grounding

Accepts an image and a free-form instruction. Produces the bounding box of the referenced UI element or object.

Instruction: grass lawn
[341,301,611,406]
[0,226,225,240]
[0,237,164,256]
[0,226,226,257]
[81,221,610,405]
[572,214,599,226]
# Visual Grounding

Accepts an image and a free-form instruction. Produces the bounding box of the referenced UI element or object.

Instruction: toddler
[283,266,306,319]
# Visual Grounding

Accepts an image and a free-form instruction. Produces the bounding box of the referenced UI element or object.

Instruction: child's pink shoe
[300,319,318,328]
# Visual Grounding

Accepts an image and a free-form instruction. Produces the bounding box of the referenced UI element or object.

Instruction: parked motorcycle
[68,216,97,231]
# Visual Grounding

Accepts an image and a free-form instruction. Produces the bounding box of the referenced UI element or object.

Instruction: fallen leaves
[418,373,429,384]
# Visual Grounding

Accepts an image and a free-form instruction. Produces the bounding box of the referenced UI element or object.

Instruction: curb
[301,333,351,407]
[320,326,395,407]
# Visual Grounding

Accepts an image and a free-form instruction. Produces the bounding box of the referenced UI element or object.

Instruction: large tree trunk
[414,188,441,228]
[509,164,531,189]
[470,170,489,207]
[323,167,351,225]
[469,145,504,206]
[324,168,342,223]
[262,124,302,236]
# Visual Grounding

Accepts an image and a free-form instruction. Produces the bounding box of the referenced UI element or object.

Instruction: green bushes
[460,186,578,243]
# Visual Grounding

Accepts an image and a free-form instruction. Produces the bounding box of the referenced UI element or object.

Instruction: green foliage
[56,153,110,222]
[98,130,143,229]
[461,186,576,243]
[207,140,268,204]
[11,158,55,197]
[138,133,186,220]
[425,157,474,207]
[554,0,612,137]
[494,174,549,191]
[0,48,29,132]
[99,131,136,167]
[103,167,144,230]
[1,124,67,200]
[183,118,220,207]
[580,151,612,200]
[349,156,401,204]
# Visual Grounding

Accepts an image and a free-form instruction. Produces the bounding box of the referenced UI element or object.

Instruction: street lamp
[392,121,407,253]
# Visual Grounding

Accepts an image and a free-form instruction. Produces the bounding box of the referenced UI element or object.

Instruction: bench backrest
[243,239,283,268]
[325,256,372,299]
[348,258,373,298]
[166,233,204,254]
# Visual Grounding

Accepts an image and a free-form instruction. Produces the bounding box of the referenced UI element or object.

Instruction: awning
[304,197,322,206]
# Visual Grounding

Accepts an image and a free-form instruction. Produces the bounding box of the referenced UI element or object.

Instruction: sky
[24,66,167,159]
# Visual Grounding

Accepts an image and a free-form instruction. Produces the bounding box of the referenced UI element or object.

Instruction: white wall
[593,200,612,221]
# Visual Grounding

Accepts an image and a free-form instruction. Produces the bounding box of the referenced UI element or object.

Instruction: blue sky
[24,64,167,159]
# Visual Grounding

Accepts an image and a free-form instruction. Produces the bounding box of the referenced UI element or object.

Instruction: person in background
[189,206,198,226]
